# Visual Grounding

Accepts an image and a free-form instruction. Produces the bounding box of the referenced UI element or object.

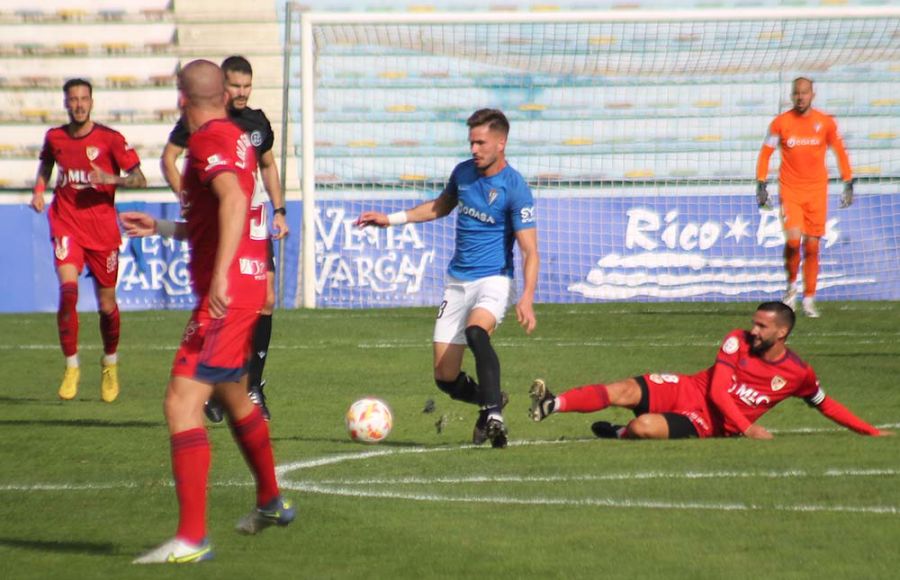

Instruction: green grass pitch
[1,302,898,579]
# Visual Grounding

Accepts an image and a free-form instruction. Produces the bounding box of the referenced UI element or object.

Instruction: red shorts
[640,373,716,438]
[172,303,260,384]
[52,235,119,288]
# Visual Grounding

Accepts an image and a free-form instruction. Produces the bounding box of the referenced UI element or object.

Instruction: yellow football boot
[100,361,119,403]
[58,366,80,400]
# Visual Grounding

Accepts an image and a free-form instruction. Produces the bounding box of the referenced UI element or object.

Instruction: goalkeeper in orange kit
[756,77,853,318]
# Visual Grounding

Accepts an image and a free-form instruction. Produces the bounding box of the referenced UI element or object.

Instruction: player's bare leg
[55,264,81,400]
[782,228,802,310]
[96,284,120,402]
[801,236,821,318]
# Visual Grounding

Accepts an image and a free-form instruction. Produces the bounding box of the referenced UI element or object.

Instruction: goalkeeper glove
[756,181,769,208]
[840,179,854,209]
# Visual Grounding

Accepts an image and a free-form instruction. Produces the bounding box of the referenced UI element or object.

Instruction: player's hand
[30,193,45,213]
[272,212,289,240]
[516,298,536,334]
[356,211,389,228]
[209,275,230,319]
[756,181,769,208]
[873,429,894,437]
[88,162,119,186]
[840,180,854,209]
[119,211,157,238]
[743,424,773,440]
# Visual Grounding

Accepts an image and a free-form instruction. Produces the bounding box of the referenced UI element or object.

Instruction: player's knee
[803,238,820,257]
[435,376,458,398]
[464,325,491,350]
[626,415,663,439]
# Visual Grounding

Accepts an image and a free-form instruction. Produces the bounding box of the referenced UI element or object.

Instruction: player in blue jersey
[357,109,540,448]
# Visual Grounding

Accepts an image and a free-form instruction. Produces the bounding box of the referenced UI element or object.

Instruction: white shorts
[433,275,515,345]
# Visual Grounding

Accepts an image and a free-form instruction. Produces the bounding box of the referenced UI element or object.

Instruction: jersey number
[436,300,448,319]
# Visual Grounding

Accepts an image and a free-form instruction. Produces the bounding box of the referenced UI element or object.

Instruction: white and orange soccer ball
[345,397,393,443]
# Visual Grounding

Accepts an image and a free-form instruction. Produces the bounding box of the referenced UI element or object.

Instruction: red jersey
[181,118,267,309]
[40,123,141,249]
[696,329,823,436]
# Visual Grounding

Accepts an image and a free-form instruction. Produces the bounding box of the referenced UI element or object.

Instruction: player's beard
[750,336,775,356]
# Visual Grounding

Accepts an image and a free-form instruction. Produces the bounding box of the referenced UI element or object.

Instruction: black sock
[464,326,501,411]
[248,313,272,390]
[435,372,480,405]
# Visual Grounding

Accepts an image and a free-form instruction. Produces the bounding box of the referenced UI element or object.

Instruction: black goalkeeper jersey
[168,106,274,157]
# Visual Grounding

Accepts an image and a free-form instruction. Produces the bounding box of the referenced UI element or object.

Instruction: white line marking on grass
[274,441,900,516]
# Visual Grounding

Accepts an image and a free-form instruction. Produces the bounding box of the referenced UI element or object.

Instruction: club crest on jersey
[250,130,263,147]
[54,236,69,260]
[814,123,822,133]
[771,375,786,392]
[487,189,498,205]
[85,146,99,161]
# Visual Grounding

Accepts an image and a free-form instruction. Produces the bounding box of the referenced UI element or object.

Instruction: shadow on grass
[0,537,117,555]
[0,418,162,428]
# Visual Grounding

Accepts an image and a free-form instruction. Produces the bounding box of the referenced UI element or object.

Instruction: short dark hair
[63,78,92,96]
[221,55,253,77]
[757,301,795,336]
[467,108,509,136]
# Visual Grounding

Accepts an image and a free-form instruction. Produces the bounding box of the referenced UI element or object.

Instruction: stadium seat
[102,42,132,54]
[107,75,138,88]
[59,42,89,55]
[57,9,87,22]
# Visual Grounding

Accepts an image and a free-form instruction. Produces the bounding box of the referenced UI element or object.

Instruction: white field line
[3,439,899,516]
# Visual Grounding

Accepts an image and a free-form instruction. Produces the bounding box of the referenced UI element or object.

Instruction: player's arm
[30,159,54,213]
[800,374,889,436]
[160,142,185,195]
[357,187,456,228]
[208,172,248,319]
[514,227,539,334]
[707,360,771,439]
[259,149,289,240]
[89,163,147,188]
[755,119,779,207]
[826,119,855,208]
[120,211,187,240]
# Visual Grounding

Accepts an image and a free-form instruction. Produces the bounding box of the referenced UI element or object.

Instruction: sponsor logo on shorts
[722,336,739,354]
[106,251,118,273]
[649,373,679,384]
[54,236,69,260]
[239,257,268,277]
[182,320,201,344]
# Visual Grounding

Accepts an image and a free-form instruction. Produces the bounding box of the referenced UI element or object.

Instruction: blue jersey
[445,159,536,281]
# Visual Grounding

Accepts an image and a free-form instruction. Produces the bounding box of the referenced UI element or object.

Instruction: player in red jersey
[756,77,854,318]
[30,78,146,403]
[529,302,890,440]
[120,60,294,564]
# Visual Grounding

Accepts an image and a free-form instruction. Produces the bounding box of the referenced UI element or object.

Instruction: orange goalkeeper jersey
[756,108,852,195]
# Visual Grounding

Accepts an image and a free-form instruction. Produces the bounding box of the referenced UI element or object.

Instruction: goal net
[293,8,900,308]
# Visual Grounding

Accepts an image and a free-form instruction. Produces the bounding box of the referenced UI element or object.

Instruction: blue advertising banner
[1,194,897,313]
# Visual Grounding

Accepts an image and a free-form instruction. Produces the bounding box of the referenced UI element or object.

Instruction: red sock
[99,306,120,355]
[784,239,801,286]
[57,282,79,357]
[171,428,210,544]
[230,406,279,507]
[802,238,820,296]
[556,384,611,413]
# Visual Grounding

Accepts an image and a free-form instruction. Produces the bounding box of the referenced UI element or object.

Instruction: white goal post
[296,7,900,308]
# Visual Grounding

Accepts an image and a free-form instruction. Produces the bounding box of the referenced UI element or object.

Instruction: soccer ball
[345,398,393,443]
